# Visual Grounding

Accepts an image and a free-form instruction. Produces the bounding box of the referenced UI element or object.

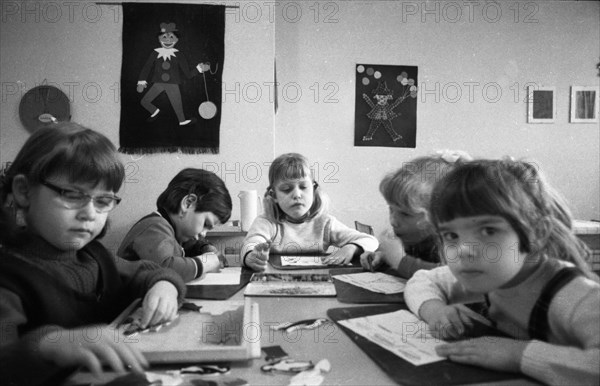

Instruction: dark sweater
[395,235,441,279]
[0,233,186,386]
[118,211,217,282]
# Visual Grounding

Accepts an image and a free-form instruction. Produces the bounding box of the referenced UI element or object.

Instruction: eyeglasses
[41,180,121,213]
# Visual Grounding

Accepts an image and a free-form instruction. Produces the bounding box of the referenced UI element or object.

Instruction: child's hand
[419,300,474,340]
[377,231,405,269]
[246,242,270,271]
[436,336,527,373]
[141,280,179,328]
[198,252,222,275]
[38,325,148,377]
[322,245,357,265]
[360,251,384,271]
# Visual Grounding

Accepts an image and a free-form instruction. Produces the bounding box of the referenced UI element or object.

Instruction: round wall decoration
[19,85,71,132]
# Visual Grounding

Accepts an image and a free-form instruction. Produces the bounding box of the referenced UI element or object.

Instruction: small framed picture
[570,86,599,123]
[527,86,556,123]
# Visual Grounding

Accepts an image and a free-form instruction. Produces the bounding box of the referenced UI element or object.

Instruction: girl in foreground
[405,158,599,385]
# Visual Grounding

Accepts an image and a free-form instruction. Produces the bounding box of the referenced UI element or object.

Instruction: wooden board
[112,298,261,364]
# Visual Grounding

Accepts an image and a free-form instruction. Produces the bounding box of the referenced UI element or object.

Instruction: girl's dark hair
[156,168,232,224]
[430,158,596,280]
[0,122,125,242]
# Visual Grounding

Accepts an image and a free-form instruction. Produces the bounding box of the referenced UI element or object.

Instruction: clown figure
[362,81,405,142]
[137,22,209,126]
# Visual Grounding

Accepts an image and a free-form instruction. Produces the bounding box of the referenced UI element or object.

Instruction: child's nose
[77,200,98,219]
[458,241,479,261]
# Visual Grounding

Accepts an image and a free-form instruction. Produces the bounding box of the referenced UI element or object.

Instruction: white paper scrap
[333,272,406,294]
[187,267,241,285]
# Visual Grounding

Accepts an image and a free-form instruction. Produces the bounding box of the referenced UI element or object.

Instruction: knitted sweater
[0,233,186,386]
[241,214,379,265]
[118,212,216,282]
[395,235,440,278]
[405,258,600,385]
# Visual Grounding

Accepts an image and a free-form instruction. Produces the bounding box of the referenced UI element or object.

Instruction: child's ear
[11,174,31,208]
[180,194,198,212]
[267,188,277,202]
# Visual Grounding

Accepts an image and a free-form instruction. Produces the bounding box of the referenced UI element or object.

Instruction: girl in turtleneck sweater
[0,123,185,385]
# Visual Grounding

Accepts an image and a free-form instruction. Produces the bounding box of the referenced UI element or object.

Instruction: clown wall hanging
[119,3,225,154]
[354,64,418,148]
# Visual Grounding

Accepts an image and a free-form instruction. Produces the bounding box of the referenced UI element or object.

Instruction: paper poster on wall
[119,3,225,154]
[354,64,418,148]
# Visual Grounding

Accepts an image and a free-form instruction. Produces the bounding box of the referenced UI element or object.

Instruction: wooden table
[64,265,537,386]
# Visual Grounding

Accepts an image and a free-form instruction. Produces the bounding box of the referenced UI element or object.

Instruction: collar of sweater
[11,232,80,262]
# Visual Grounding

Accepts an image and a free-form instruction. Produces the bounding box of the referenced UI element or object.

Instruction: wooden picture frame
[527,86,556,123]
[570,86,599,123]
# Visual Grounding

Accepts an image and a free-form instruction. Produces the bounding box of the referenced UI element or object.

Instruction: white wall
[1,1,599,252]
[274,1,600,234]
[0,0,275,252]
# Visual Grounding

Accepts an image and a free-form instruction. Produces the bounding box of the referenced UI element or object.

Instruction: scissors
[273,318,329,333]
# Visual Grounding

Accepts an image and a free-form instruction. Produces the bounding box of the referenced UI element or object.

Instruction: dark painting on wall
[119,3,225,154]
[354,64,418,148]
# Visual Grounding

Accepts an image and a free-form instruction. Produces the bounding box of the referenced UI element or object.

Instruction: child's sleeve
[121,220,199,282]
[328,216,379,253]
[404,266,478,317]
[116,258,186,304]
[0,288,66,385]
[519,280,600,385]
[240,216,277,267]
[395,256,440,279]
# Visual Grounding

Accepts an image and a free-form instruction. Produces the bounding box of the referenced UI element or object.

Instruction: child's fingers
[435,341,479,364]
[141,296,162,327]
[456,307,476,329]
[254,241,271,252]
[371,253,384,269]
[359,252,372,269]
[444,313,467,338]
[94,344,128,375]
[78,350,104,378]
[112,342,148,374]
[128,345,150,370]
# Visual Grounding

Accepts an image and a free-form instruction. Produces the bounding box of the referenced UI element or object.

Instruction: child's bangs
[38,134,125,192]
[276,160,311,182]
[431,166,510,225]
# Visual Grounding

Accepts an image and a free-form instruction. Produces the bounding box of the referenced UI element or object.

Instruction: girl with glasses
[0,122,185,385]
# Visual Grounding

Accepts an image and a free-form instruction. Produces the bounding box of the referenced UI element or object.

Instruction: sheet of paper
[333,272,406,294]
[187,267,241,285]
[280,255,327,266]
[339,310,446,366]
